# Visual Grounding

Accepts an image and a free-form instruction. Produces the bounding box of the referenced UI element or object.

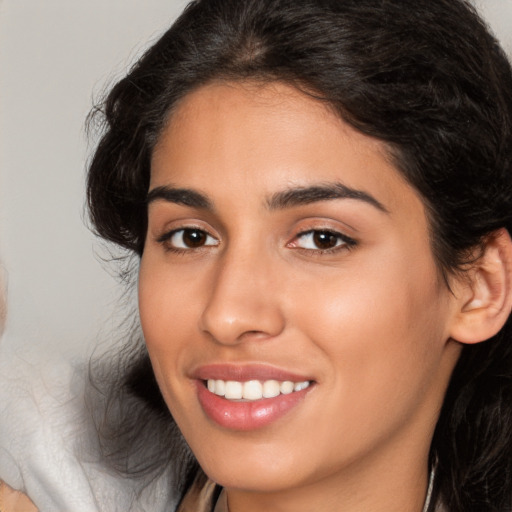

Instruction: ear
[449,228,512,344]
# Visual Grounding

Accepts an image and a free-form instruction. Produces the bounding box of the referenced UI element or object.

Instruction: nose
[199,248,285,345]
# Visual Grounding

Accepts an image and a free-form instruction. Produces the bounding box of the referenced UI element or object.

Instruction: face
[139,82,462,498]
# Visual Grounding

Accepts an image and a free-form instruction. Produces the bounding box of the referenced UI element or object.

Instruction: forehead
[150,81,419,215]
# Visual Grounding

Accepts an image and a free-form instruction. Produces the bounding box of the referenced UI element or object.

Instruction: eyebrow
[147,186,213,210]
[146,182,388,213]
[266,182,388,213]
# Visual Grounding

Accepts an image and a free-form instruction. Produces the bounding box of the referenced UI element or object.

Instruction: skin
[139,81,465,512]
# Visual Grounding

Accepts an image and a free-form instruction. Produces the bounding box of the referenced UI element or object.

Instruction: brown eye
[183,229,207,247]
[312,231,340,250]
[163,228,219,250]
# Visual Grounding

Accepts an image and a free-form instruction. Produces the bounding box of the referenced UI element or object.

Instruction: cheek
[290,246,449,395]
[138,256,197,391]
[139,253,199,338]
[138,261,209,440]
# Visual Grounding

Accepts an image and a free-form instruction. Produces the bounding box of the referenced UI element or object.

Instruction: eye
[291,230,355,252]
[159,228,219,250]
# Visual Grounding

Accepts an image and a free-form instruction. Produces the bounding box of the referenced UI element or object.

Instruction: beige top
[0,482,37,512]
[176,472,228,512]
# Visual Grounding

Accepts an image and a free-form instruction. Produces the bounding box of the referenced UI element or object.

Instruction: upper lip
[191,363,314,382]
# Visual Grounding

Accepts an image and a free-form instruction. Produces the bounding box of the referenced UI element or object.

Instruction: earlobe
[450,228,512,344]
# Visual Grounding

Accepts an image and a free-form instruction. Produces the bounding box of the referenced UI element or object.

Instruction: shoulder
[0,481,38,512]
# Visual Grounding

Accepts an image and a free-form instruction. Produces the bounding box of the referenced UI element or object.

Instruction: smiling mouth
[205,379,312,401]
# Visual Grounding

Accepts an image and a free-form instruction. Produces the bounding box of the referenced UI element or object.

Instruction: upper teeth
[206,379,311,400]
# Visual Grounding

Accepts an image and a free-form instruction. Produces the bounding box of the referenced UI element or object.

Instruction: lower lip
[196,381,312,431]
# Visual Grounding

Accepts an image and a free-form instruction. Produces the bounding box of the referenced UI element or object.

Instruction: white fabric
[0,341,179,512]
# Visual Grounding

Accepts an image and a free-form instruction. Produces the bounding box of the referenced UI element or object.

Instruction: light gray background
[0,0,511,361]
[0,1,186,361]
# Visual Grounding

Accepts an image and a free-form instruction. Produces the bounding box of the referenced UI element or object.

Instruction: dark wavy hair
[86,0,512,510]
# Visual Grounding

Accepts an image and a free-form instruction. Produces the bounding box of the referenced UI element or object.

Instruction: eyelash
[156,227,357,255]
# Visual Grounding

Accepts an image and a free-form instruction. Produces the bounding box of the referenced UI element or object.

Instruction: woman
[85,0,512,511]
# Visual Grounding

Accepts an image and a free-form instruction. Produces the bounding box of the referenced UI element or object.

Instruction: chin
[203,464,303,493]
[188,433,313,492]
